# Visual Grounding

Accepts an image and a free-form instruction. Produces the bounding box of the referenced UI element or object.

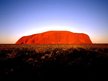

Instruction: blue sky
[0,0,108,43]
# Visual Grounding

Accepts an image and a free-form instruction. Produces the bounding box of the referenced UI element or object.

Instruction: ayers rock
[16,31,92,44]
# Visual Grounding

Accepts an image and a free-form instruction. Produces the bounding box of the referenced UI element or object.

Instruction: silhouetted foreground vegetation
[0,44,108,81]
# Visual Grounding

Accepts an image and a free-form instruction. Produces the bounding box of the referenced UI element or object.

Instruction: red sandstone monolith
[16,31,92,44]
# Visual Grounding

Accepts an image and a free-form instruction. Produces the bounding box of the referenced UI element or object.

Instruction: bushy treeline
[0,46,108,81]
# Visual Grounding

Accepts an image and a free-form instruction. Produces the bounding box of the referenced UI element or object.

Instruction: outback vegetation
[0,44,108,81]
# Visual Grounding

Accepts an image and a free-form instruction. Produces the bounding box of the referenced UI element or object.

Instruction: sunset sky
[0,0,108,44]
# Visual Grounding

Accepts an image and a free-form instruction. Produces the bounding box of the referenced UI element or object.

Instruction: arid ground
[0,44,108,81]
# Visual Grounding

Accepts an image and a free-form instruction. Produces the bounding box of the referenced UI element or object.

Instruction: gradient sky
[0,0,108,43]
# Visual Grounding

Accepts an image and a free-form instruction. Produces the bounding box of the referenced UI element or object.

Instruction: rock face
[16,31,92,44]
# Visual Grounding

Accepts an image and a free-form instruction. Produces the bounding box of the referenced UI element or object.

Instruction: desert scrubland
[0,44,108,81]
